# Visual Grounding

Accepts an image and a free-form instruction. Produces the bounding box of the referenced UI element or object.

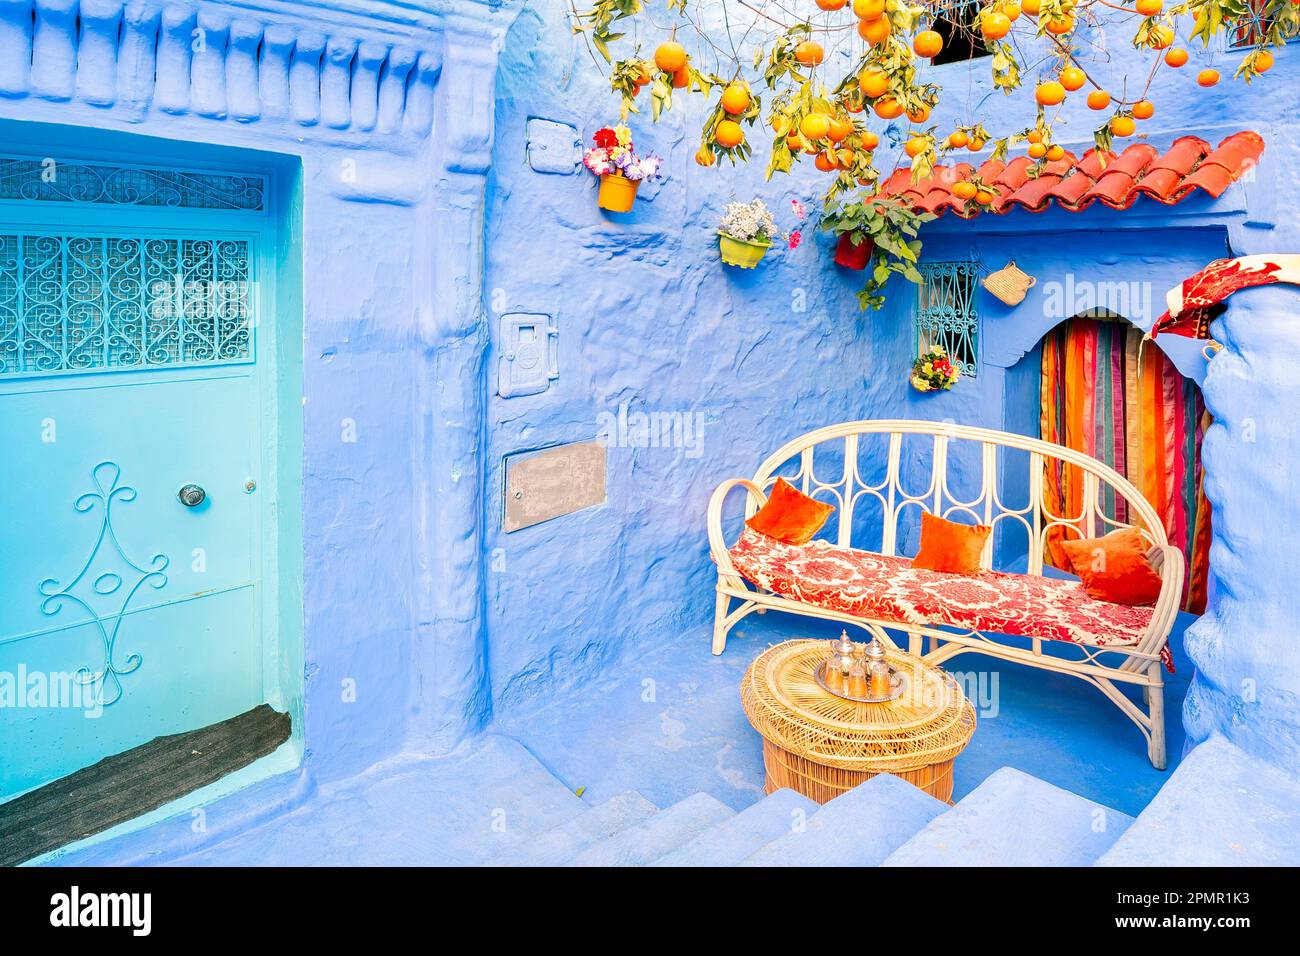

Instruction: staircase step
[882,767,1132,867]
[497,790,658,866]
[1096,735,1300,866]
[565,792,733,867]
[651,789,818,867]
[742,774,947,867]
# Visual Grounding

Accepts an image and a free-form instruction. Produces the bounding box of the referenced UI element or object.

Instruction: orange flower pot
[597,173,639,212]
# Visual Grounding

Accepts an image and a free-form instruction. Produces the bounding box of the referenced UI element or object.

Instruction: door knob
[178,484,207,507]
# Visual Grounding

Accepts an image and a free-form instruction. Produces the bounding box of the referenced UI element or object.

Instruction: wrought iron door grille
[1228,0,1300,48]
[0,233,254,376]
[915,261,979,377]
[0,157,265,211]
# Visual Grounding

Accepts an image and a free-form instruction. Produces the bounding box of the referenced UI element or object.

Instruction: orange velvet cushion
[911,512,991,575]
[745,478,835,545]
[1060,529,1163,606]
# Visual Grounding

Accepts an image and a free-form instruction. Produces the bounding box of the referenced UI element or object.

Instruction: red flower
[787,229,802,250]
[593,128,618,149]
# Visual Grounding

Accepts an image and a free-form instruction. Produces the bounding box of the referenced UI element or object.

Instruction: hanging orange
[1060,66,1086,91]
[827,118,853,143]
[873,96,905,119]
[1255,50,1274,72]
[695,145,715,167]
[1132,100,1155,119]
[1045,144,1065,161]
[907,102,931,123]
[714,120,745,147]
[654,42,687,73]
[1002,2,1023,21]
[814,150,838,172]
[1147,25,1174,49]
[1028,142,1047,159]
[953,181,978,200]
[794,40,825,66]
[1197,68,1220,86]
[720,84,750,115]
[1021,0,1041,13]
[1164,47,1188,67]
[914,30,943,58]
[1111,116,1136,137]
[1135,0,1162,14]
[1026,129,1043,144]
[981,12,1011,38]
[1087,89,1111,110]
[968,137,985,151]
[859,130,880,150]
[858,69,890,98]
[905,136,928,158]
[1045,15,1075,34]
[975,189,996,204]
[815,0,849,8]
[785,133,804,151]
[948,130,969,148]
[799,113,832,140]
[672,64,690,88]
[858,16,891,44]
[1035,81,1066,105]
[853,0,886,19]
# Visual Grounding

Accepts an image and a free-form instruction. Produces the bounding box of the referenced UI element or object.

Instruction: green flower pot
[718,233,771,269]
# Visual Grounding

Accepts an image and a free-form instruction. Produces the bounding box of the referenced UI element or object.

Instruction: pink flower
[787,229,802,250]
[791,199,807,220]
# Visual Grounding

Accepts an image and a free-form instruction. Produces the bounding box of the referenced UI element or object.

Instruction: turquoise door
[0,161,281,798]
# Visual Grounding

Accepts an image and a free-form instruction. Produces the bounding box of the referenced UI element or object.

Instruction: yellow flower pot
[718,233,771,269]
[597,173,639,212]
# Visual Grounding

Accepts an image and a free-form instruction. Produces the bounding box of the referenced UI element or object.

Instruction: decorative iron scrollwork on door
[38,462,170,706]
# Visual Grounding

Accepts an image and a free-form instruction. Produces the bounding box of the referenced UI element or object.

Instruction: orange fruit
[785,133,804,151]
[1147,25,1174,48]
[714,119,745,147]
[915,30,943,58]
[968,138,985,151]
[1087,89,1111,109]
[720,83,750,114]
[948,130,969,148]
[799,113,832,140]
[1111,116,1136,137]
[814,150,838,172]
[1021,0,1041,13]
[827,117,853,143]
[1045,15,1075,34]
[1002,2,1023,21]
[953,181,978,200]
[858,69,890,98]
[1164,47,1188,67]
[672,64,690,88]
[1132,100,1155,119]
[975,189,996,204]
[1197,68,1220,86]
[982,12,1011,38]
[1028,142,1047,159]
[654,42,687,73]
[1255,50,1274,72]
[1026,129,1043,144]
[815,0,849,8]
[853,0,886,18]
[907,102,931,123]
[1035,80,1066,105]
[858,16,891,44]
[1046,144,1065,161]
[794,40,825,66]
[1135,0,1162,14]
[859,130,880,150]
[695,145,715,167]
[1060,66,1086,91]
[837,148,856,167]
[873,96,905,119]
[905,136,928,158]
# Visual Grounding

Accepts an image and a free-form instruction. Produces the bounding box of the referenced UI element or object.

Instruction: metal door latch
[178,484,206,507]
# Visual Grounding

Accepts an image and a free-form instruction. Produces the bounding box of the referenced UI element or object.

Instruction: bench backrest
[748,420,1167,574]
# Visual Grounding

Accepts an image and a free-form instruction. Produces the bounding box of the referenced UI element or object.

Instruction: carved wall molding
[0,0,445,137]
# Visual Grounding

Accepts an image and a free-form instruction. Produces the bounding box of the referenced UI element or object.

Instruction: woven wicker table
[740,639,977,804]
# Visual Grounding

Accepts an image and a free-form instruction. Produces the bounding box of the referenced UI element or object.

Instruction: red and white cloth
[729,528,1156,649]
[1151,254,1300,340]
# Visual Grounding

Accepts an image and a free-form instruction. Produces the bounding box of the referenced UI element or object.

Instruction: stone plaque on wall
[503,442,606,532]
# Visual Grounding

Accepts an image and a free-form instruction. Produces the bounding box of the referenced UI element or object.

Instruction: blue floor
[498,610,1194,820]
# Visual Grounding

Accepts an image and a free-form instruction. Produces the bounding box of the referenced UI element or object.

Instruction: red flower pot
[834,233,875,270]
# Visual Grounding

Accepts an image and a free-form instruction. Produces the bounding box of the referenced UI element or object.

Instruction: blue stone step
[496,790,659,867]
[742,774,948,867]
[1096,735,1300,866]
[564,792,734,867]
[650,789,819,867]
[882,767,1132,867]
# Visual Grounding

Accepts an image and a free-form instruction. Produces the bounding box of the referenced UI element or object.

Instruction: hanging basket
[597,173,640,212]
[833,233,875,270]
[982,260,1036,306]
[719,233,771,269]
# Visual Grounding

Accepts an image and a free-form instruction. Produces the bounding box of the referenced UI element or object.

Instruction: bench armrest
[707,478,767,581]
[1141,543,1186,655]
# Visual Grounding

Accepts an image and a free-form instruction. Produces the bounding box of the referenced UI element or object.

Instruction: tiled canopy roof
[879,131,1264,218]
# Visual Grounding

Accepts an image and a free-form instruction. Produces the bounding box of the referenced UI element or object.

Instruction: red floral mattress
[729,528,1156,648]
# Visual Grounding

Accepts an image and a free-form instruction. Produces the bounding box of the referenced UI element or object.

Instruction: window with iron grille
[1227,0,1300,48]
[916,261,979,377]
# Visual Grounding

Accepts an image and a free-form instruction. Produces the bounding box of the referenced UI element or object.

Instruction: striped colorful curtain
[1040,317,1211,614]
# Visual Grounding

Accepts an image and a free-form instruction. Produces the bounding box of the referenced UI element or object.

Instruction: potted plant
[718,199,781,268]
[583,124,663,213]
[910,346,961,392]
[820,195,936,309]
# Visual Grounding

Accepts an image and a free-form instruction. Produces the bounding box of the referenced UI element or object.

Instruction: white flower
[720,199,779,242]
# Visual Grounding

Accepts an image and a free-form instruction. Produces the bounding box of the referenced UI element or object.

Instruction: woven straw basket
[982,260,1036,306]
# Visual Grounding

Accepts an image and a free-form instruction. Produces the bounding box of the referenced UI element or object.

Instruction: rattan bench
[707,420,1184,769]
